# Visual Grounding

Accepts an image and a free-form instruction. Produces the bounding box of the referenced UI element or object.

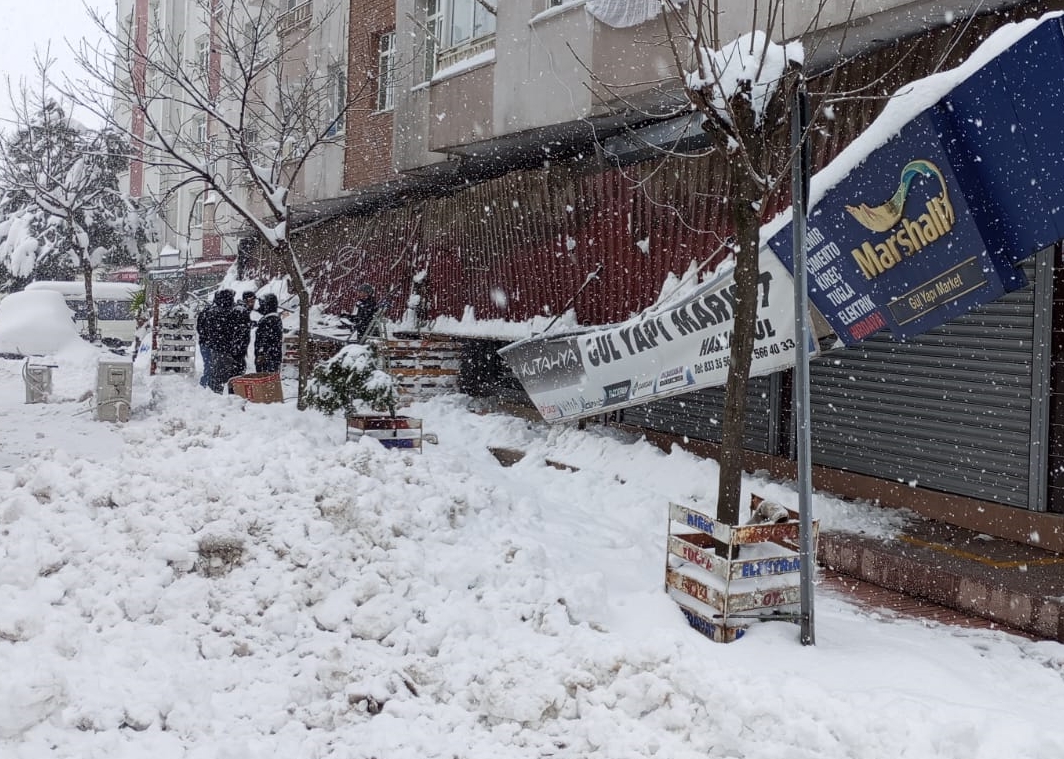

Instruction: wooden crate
[665,495,818,642]
[231,372,284,403]
[153,312,197,375]
[283,335,343,366]
[381,339,461,401]
[346,414,423,451]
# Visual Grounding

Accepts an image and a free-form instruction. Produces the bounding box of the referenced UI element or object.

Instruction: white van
[25,281,142,346]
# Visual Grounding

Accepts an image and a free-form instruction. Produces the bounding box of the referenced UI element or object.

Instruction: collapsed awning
[499,251,819,424]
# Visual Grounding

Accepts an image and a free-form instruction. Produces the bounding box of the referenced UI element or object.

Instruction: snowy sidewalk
[2,350,1063,759]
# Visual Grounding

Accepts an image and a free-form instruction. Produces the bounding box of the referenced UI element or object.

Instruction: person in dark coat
[347,283,379,342]
[201,289,246,393]
[254,294,284,373]
[195,304,212,388]
[234,291,257,374]
[197,289,235,389]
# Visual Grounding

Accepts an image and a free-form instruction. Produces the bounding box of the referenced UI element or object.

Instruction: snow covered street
[2,346,1063,759]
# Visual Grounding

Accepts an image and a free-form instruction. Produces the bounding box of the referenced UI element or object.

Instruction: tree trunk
[275,238,311,410]
[82,260,97,343]
[715,184,763,548]
[296,289,310,409]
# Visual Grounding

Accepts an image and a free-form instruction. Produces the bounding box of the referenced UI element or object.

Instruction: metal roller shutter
[808,260,1040,508]
[620,374,777,453]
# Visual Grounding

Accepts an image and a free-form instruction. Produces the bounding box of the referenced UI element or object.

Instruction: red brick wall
[344,0,398,190]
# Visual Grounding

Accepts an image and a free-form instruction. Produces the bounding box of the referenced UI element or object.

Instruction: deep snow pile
[1,352,1063,759]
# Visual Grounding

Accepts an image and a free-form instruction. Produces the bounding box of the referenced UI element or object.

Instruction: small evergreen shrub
[304,343,398,417]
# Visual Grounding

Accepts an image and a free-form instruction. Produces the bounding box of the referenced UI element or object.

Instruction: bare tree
[71,0,374,404]
[583,1,863,532]
[652,1,845,532]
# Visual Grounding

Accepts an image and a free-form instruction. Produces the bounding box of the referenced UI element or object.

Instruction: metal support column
[791,78,815,646]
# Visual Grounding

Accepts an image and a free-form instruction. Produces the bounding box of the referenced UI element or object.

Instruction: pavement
[819,514,1064,642]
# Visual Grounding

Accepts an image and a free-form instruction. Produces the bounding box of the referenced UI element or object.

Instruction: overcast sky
[0,0,111,130]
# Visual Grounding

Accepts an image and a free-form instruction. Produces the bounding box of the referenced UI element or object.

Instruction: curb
[818,531,1064,642]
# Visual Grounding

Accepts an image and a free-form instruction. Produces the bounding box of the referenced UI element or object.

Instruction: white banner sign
[499,251,816,423]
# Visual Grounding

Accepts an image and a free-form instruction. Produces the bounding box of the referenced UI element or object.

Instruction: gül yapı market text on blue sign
[768,112,1008,346]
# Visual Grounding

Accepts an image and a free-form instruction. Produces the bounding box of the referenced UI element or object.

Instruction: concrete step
[818,520,1064,641]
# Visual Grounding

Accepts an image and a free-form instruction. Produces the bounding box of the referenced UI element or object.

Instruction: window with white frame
[196,116,208,147]
[327,64,347,131]
[243,21,270,69]
[446,0,495,47]
[243,128,260,162]
[422,0,495,79]
[423,0,443,81]
[195,36,209,72]
[190,193,204,228]
[376,32,396,112]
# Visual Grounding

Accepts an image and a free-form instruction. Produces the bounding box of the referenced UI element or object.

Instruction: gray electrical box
[96,360,133,422]
[23,363,52,404]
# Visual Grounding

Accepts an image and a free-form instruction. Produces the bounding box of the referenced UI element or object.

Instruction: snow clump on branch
[687,30,804,129]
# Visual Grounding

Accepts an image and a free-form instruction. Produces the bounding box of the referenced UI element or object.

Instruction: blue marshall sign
[769,112,1010,346]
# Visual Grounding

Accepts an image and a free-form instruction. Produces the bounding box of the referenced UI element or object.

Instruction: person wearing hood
[254,293,284,373]
[197,289,235,391]
[347,283,379,342]
[200,289,246,393]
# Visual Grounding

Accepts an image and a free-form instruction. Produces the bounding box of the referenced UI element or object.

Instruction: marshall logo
[845,159,955,281]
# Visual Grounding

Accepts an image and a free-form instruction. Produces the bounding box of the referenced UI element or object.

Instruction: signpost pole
[791,76,815,645]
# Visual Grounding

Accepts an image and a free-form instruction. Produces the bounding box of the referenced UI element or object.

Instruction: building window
[423,0,496,78]
[325,64,348,132]
[191,193,204,228]
[243,128,260,161]
[423,0,443,81]
[376,32,396,112]
[196,116,208,147]
[244,21,271,69]
[195,36,209,72]
[446,0,495,47]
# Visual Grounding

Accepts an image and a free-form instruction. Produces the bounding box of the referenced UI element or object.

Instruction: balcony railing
[279,1,312,35]
[436,35,496,76]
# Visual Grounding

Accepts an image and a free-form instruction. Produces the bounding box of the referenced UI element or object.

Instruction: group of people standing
[196,289,284,393]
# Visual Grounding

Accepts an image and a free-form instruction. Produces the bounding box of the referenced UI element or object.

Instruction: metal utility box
[96,360,133,422]
[23,363,53,404]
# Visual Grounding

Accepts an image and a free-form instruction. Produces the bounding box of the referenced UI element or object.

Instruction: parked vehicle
[24,281,142,346]
[0,290,84,357]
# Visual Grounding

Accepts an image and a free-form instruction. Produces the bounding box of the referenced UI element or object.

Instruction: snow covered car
[0,289,84,357]
[24,281,141,347]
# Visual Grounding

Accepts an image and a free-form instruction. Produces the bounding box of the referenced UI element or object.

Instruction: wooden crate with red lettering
[345,414,423,452]
[665,495,818,643]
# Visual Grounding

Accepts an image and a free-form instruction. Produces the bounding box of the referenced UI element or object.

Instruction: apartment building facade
[114,0,354,273]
